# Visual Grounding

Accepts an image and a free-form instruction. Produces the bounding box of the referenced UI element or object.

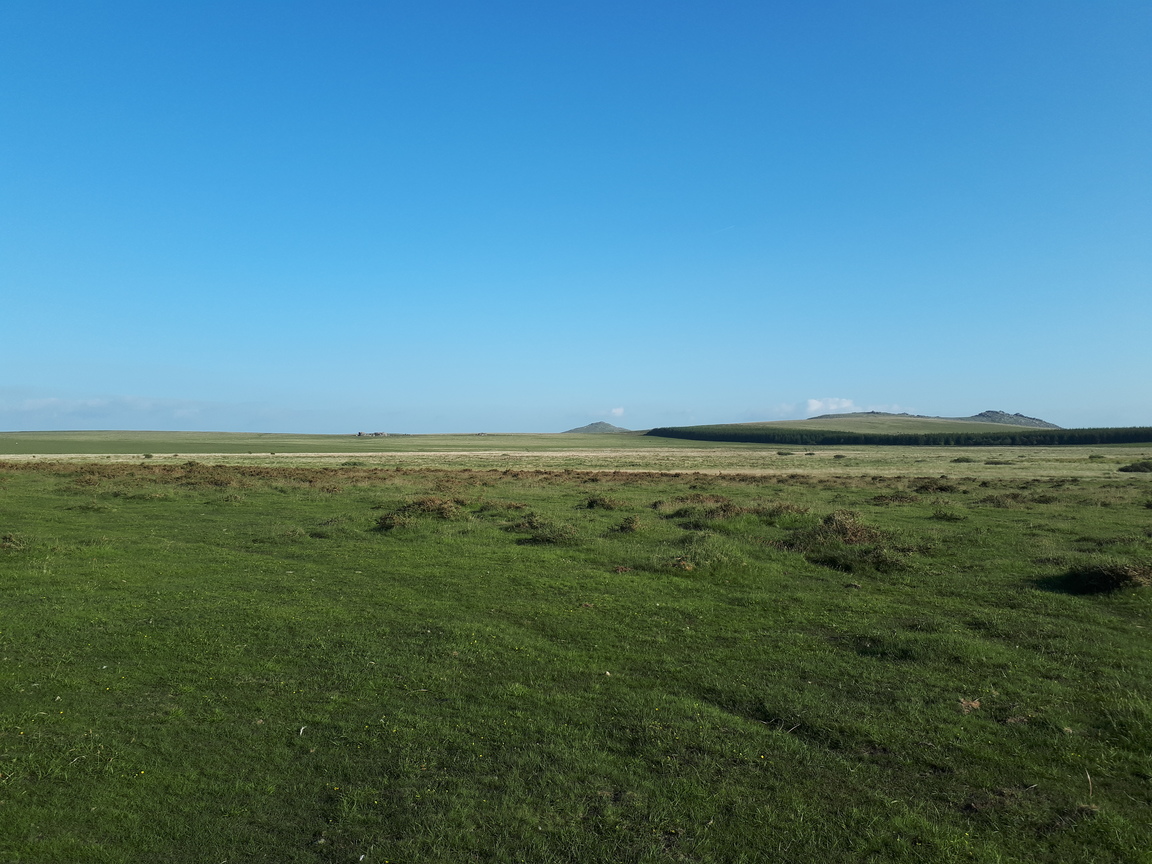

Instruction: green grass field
[0,429,664,455]
[0,417,1044,454]
[2,441,1151,862]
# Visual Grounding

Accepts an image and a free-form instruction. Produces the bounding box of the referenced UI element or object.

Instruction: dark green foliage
[1058,560,1152,593]
[584,494,622,510]
[613,515,642,533]
[648,425,1152,446]
[931,508,967,521]
[1118,460,1152,473]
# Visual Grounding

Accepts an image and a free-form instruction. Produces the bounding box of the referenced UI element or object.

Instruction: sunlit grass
[1,458,1150,861]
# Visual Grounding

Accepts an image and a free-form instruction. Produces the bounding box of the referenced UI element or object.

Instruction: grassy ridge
[2,458,1150,861]
[731,416,1030,434]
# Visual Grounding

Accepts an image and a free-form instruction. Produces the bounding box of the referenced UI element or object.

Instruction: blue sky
[3,1,1149,433]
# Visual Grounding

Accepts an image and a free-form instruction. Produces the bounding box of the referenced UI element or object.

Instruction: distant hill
[564,422,632,434]
[951,411,1061,429]
[803,410,1062,431]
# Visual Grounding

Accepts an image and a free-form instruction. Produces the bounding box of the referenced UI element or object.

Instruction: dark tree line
[645,426,1152,447]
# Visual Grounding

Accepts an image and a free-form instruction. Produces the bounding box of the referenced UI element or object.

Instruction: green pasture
[1,454,1151,862]
[0,429,669,456]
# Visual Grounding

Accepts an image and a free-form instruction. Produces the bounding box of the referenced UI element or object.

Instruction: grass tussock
[509,513,579,545]
[1,532,29,550]
[776,510,909,573]
[1118,459,1152,473]
[584,494,623,510]
[1062,560,1152,593]
[612,515,643,534]
[676,531,743,568]
[931,508,967,522]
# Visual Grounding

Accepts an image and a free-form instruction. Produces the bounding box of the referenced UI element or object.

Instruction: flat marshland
[1,444,1151,861]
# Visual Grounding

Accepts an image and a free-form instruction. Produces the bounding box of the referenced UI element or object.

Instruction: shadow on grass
[1036,561,1152,595]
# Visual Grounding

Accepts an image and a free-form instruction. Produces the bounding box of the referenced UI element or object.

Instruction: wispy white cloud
[609,407,625,417]
[0,390,302,432]
[0,392,203,423]
[805,397,857,416]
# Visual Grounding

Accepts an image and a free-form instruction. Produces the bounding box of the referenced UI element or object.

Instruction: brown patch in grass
[870,493,920,505]
[959,698,981,714]
[1,533,28,550]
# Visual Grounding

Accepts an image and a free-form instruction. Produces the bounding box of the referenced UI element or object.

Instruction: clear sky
[3,1,1149,433]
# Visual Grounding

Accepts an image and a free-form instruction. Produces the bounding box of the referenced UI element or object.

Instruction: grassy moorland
[1,448,1151,862]
[0,430,694,456]
[3,430,1151,477]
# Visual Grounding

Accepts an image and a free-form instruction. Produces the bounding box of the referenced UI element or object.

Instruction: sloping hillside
[735,413,1026,434]
[564,422,632,433]
[952,410,1061,429]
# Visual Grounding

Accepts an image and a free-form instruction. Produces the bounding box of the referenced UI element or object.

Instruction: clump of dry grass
[931,508,967,522]
[815,510,887,545]
[775,510,908,574]
[914,479,959,493]
[400,496,466,519]
[374,495,467,530]
[613,515,643,533]
[374,513,414,531]
[584,495,623,510]
[870,493,920,505]
[1,532,28,550]
[1118,460,1152,473]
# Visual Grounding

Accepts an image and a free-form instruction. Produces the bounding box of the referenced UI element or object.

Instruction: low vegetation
[1,454,1150,862]
[648,423,1152,447]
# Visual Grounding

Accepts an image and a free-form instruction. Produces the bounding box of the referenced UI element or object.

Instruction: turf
[1,457,1150,862]
[0,430,665,456]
